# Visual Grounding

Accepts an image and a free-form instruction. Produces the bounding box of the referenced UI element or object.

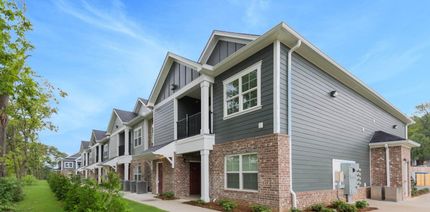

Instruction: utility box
[341,163,361,201]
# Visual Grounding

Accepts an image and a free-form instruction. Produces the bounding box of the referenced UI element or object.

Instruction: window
[223,61,261,119]
[64,162,74,168]
[225,153,258,191]
[134,164,142,181]
[134,127,142,146]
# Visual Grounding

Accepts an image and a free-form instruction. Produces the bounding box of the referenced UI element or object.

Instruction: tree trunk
[0,95,9,177]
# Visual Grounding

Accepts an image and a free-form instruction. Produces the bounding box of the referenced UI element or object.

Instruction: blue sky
[26,0,430,155]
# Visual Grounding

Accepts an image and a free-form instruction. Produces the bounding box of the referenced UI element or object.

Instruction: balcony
[177,112,201,140]
[102,151,109,162]
[119,145,125,156]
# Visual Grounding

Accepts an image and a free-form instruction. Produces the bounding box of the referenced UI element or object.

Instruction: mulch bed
[185,200,251,212]
[185,200,378,212]
[154,195,178,200]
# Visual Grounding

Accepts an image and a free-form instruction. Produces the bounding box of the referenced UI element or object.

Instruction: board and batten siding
[213,44,274,144]
[207,40,246,66]
[109,134,118,159]
[156,62,199,104]
[287,48,406,192]
[153,99,174,145]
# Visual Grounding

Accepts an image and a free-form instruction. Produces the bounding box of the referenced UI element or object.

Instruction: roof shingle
[370,131,406,143]
[114,108,137,122]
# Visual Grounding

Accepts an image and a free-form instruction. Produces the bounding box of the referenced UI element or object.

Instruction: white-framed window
[64,162,74,168]
[134,164,142,181]
[332,159,355,189]
[225,153,258,191]
[223,61,262,119]
[134,127,142,146]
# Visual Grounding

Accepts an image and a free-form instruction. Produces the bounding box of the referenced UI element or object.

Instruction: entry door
[157,163,163,194]
[189,162,201,195]
[403,161,409,197]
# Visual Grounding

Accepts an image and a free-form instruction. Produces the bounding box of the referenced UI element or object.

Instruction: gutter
[288,39,302,209]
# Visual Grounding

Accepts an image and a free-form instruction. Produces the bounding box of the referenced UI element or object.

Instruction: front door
[157,163,163,194]
[189,162,201,195]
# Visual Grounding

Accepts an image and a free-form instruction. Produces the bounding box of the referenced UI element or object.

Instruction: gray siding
[280,44,289,134]
[131,120,145,155]
[154,99,174,145]
[207,40,245,66]
[109,135,118,159]
[213,44,274,144]
[156,62,199,104]
[287,50,406,192]
[111,116,124,134]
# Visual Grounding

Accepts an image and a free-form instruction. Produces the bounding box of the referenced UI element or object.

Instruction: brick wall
[296,187,368,209]
[371,147,387,186]
[209,133,290,211]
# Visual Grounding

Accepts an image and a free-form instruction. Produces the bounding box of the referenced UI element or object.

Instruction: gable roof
[138,98,148,105]
[79,141,90,152]
[198,30,259,64]
[133,97,150,113]
[148,52,202,105]
[203,22,413,124]
[114,108,137,122]
[92,129,107,141]
[370,131,405,143]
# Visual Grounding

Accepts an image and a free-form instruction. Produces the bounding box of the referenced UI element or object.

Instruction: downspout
[385,144,390,187]
[288,40,302,209]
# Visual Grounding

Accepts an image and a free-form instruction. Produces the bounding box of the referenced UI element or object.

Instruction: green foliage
[355,200,369,209]
[320,208,335,212]
[251,204,272,212]
[48,172,128,212]
[331,200,347,209]
[0,177,24,211]
[289,208,302,212]
[409,103,430,162]
[193,199,207,205]
[331,200,357,212]
[309,203,324,211]
[22,175,36,185]
[159,191,175,200]
[218,199,237,212]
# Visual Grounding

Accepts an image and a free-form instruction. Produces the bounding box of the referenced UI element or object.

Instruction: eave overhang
[369,140,421,148]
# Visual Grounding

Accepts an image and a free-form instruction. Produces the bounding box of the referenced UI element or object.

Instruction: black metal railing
[177,112,201,139]
[118,145,125,156]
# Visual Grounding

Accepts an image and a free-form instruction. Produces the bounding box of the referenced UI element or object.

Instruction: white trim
[156,161,162,194]
[223,61,262,119]
[224,153,258,192]
[173,98,178,140]
[332,159,355,190]
[64,162,74,168]
[154,75,215,109]
[143,119,149,150]
[385,144,391,187]
[175,134,215,154]
[273,40,281,133]
[369,140,420,148]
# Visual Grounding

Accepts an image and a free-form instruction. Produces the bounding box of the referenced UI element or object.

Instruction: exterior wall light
[393,125,398,129]
[330,91,338,97]
[170,84,178,90]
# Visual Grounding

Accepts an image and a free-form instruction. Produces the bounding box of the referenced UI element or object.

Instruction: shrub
[218,199,237,212]
[321,208,335,212]
[331,200,347,209]
[337,203,357,212]
[22,175,37,186]
[47,173,71,200]
[309,203,324,211]
[251,204,272,212]
[290,208,302,212]
[160,191,175,200]
[0,177,24,211]
[355,200,369,209]
[193,199,207,205]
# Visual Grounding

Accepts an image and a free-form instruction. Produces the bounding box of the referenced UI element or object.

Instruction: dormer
[198,30,258,66]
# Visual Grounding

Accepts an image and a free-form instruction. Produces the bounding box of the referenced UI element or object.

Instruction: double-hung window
[223,61,261,119]
[134,164,142,181]
[64,162,73,168]
[134,127,142,147]
[225,153,258,191]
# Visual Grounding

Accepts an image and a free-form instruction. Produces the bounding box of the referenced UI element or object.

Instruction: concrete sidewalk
[368,193,430,211]
[122,192,217,212]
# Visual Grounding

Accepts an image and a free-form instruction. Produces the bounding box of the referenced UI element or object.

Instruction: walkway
[122,192,217,212]
[368,193,430,211]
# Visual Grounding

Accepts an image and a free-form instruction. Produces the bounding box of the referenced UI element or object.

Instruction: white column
[201,81,210,135]
[85,170,88,178]
[98,167,102,183]
[124,163,129,181]
[125,128,130,155]
[143,119,149,150]
[200,149,210,202]
[98,145,102,162]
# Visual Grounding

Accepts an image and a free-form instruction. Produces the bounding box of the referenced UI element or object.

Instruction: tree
[409,103,430,164]
[0,0,33,177]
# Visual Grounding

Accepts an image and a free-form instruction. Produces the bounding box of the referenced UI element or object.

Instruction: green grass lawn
[16,180,164,212]
[124,199,166,212]
[16,180,64,212]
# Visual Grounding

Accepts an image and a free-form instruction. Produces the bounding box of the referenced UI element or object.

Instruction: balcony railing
[177,112,201,140]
